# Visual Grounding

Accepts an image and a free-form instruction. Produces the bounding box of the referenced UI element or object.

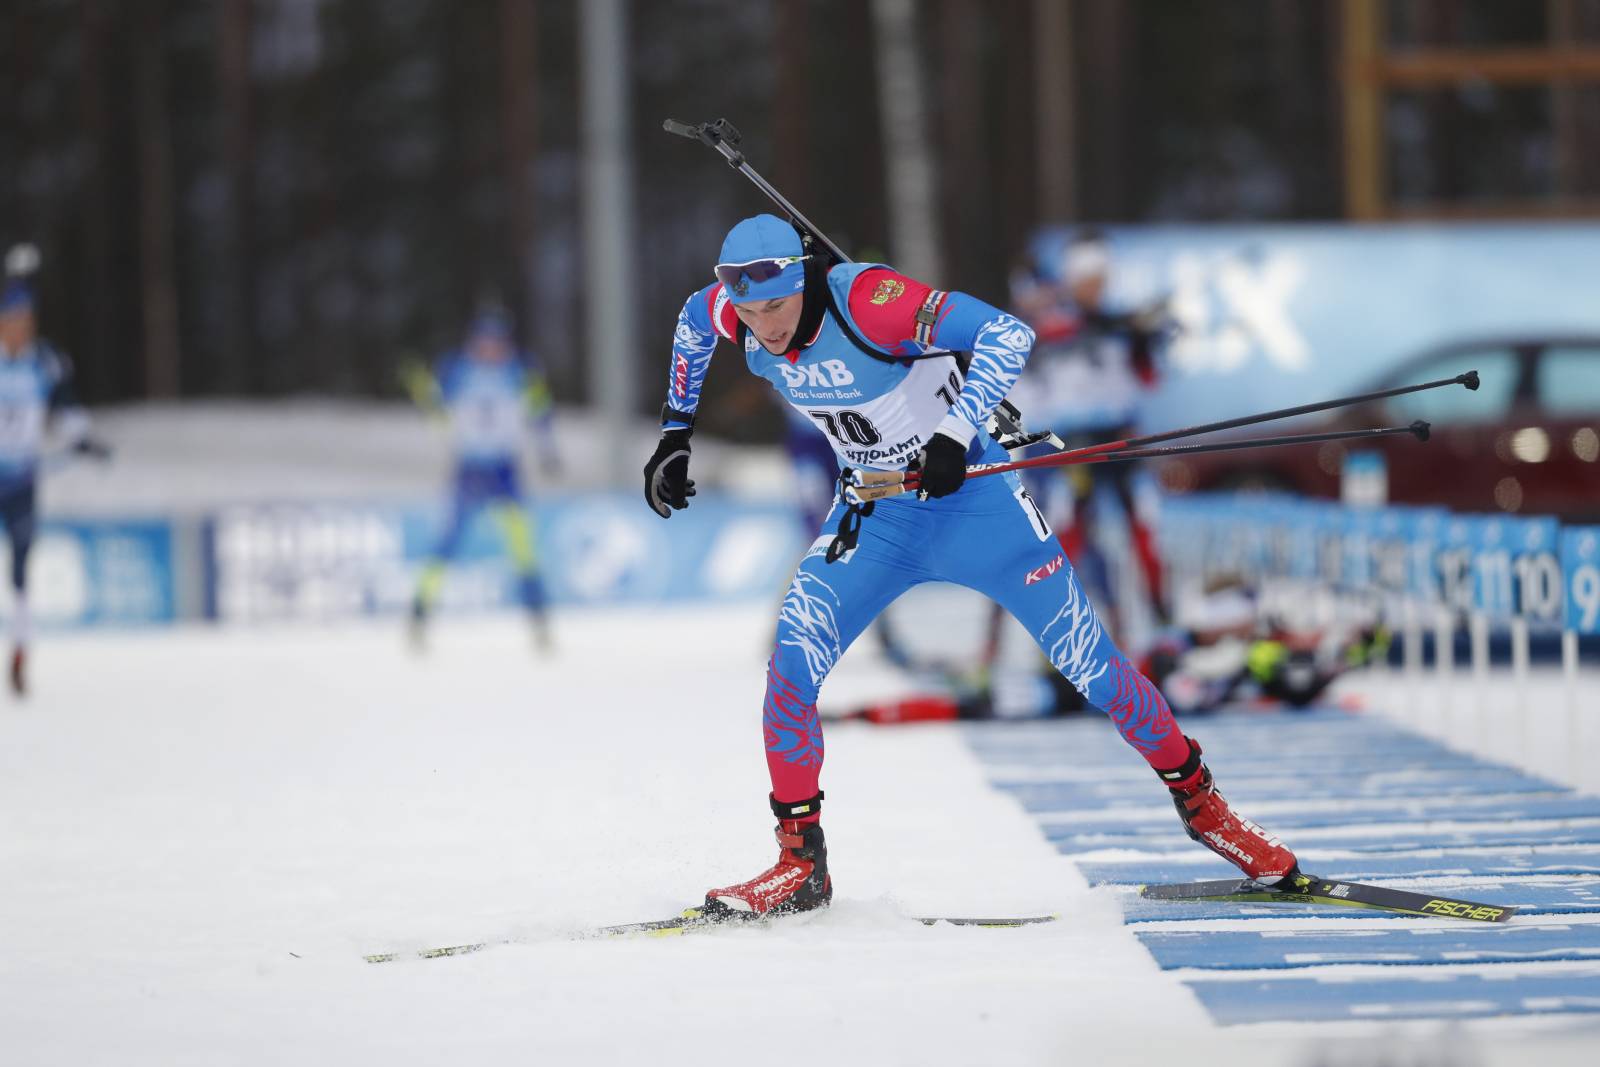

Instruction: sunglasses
[713,255,810,295]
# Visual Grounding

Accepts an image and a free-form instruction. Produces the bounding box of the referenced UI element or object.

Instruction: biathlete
[402,307,557,650]
[1010,229,1173,628]
[643,214,1298,917]
[0,269,102,695]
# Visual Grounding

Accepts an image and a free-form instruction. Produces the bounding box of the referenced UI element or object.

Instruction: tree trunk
[501,0,539,345]
[580,0,637,480]
[134,0,182,397]
[870,0,944,280]
[998,1,1037,259]
[77,0,114,400]
[218,0,254,394]
[773,0,813,218]
[938,0,986,294]
[1033,0,1078,224]
[1076,0,1130,220]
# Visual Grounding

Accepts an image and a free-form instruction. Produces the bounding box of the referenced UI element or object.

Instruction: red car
[1159,336,1600,521]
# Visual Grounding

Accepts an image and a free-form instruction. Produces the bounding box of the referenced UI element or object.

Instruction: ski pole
[838,368,1473,503]
[663,118,852,265]
[1012,369,1476,466]
[846,421,1431,503]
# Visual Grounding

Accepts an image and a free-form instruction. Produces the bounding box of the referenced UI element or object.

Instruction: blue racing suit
[0,339,88,591]
[662,263,1190,804]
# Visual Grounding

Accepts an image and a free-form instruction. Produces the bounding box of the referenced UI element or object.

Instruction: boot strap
[775,827,807,849]
[1154,736,1205,788]
[770,791,823,820]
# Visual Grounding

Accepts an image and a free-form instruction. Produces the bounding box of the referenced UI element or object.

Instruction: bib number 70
[808,409,882,447]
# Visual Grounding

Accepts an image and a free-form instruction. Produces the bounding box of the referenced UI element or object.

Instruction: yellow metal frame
[1341,0,1600,219]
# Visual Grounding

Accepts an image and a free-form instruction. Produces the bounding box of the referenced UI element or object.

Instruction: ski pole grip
[1410,419,1431,441]
[1458,369,1479,391]
[708,118,743,145]
[662,118,701,139]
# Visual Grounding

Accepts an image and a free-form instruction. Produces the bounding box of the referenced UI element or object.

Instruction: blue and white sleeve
[928,294,1035,447]
[662,284,725,431]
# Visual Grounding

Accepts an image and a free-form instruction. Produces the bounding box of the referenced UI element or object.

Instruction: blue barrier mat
[1052,822,1600,856]
[1116,878,1600,922]
[965,720,1467,744]
[1080,849,1600,886]
[967,734,1457,761]
[963,711,1446,749]
[970,734,1492,761]
[1139,924,1600,970]
[997,770,1562,810]
[980,753,1510,780]
[966,707,1600,1026]
[1040,795,1600,834]
[1187,969,1600,1024]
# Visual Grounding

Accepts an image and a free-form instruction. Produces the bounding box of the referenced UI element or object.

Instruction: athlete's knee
[1035,567,1114,693]
[773,568,845,689]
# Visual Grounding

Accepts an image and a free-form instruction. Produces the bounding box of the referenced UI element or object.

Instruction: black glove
[644,429,695,518]
[915,431,968,499]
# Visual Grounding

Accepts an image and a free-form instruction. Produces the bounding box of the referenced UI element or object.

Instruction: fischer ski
[1139,873,1517,922]
[364,908,1057,963]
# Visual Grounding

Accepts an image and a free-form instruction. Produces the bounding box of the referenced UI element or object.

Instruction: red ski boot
[1158,737,1299,885]
[702,793,831,919]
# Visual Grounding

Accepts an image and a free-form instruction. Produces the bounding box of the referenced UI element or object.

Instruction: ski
[1138,873,1517,922]
[364,908,1058,963]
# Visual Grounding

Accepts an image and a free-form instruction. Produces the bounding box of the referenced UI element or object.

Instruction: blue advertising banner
[1563,526,1600,635]
[205,493,808,623]
[1367,508,1409,594]
[1,520,177,628]
[1403,507,1448,602]
[1340,507,1377,591]
[1510,515,1563,625]
[1437,515,1479,614]
[1472,514,1516,618]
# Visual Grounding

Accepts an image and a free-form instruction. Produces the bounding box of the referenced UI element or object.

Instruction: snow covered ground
[4,603,1600,1065]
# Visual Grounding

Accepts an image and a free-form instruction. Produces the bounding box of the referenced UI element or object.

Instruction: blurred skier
[1011,229,1172,631]
[401,306,557,651]
[1143,578,1391,716]
[643,214,1299,918]
[0,248,106,695]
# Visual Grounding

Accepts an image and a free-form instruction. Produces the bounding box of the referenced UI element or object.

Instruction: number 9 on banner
[1563,526,1600,634]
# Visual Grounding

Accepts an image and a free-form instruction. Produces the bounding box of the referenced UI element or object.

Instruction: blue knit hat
[0,279,33,315]
[468,306,513,341]
[715,214,808,304]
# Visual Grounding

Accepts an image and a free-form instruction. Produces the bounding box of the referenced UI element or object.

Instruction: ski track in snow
[3,605,1598,1064]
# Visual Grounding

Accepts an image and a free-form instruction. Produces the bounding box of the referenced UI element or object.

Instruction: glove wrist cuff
[661,403,697,432]
[934,412,977,449]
